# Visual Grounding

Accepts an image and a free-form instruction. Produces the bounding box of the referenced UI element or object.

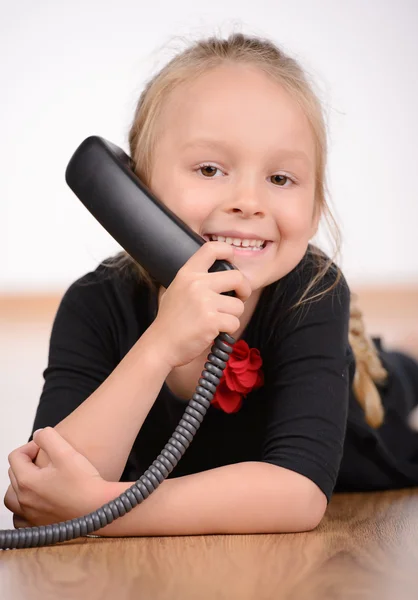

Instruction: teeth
[209,234,266,250]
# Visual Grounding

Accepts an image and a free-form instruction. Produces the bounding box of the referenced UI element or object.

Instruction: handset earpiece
[65,136,237,292]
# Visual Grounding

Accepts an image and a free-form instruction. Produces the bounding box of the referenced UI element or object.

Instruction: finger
[8,441,41,480]
[217,313,241,336]
[182,240,236,273]
[13,514,31,529]
[8,467,19,494]
[31,426,77,467]
[8,440,40,462]
[204,269,252,302]
[216,293,246,317]
[4,483,22,515]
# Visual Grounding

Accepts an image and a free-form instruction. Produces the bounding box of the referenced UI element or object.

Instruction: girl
[5,33,418,536]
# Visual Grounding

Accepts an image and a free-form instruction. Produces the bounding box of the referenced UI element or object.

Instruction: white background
[1,0,417,529]
[2,0,418,292]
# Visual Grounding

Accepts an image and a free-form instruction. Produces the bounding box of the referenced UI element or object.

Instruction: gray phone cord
[0,333,234,550]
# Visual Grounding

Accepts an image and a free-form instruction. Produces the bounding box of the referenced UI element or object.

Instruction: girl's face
[149,63,319,291]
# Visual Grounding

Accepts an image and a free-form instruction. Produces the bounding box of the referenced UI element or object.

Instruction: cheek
[167,178,215,225]
[274,193,316,239]
[150,170,187,215]
[150,164,208,219]
[276,210,315,240]
[151,184,210,234]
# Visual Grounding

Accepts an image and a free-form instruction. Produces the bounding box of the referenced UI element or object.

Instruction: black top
[29,250,418,503]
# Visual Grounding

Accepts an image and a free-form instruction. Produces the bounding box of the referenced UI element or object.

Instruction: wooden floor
[1,287,418,598]
[1,489,418,599]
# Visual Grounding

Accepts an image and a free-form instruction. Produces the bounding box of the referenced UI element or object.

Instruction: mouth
[203,233,269,252]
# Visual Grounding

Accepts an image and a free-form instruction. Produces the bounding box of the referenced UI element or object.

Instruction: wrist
[141,323,175,371]
[86,480,128,536]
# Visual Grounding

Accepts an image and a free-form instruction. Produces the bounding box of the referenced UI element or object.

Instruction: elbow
[293,469,328,531]
[302,486,328,531]
[303,510,325,532]
[286,503,325,533]
[275,466,328,532]
[253,463,328,533]
[283,505,326,533]
[255,467,329,533]
[266,501,325,534]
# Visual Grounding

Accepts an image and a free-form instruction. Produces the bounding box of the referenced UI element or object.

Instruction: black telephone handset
[65,136,237,291]
[0,136,237,550]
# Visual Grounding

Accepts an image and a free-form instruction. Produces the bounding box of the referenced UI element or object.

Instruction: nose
[226,184,266,218]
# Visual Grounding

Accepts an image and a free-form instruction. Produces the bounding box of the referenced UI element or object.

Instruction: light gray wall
[2,0,418,292]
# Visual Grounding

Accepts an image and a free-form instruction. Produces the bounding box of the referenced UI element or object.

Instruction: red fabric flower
[211,340,264,414]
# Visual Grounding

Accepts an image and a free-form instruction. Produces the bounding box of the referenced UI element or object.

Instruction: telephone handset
[0,136,237,550]
[66,136,237,289]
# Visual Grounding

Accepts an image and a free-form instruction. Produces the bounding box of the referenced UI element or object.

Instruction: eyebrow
[180,139,311,165]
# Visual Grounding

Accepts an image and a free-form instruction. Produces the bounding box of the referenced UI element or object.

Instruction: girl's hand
[149,241,252,368]
[3,484,31,528]
[5,427,109,528]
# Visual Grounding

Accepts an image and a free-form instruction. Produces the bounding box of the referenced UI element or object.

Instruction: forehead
[155,63,315,162]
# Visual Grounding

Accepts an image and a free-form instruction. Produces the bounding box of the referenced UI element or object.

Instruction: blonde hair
[105,32,388,427]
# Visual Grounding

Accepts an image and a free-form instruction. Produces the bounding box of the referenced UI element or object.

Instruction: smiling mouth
[203,233,268,250]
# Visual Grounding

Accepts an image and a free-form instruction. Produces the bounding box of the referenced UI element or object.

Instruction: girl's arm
[34,325,172,482]
[84,462,327,536]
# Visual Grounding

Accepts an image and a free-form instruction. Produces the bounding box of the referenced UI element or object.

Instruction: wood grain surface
[1,489,418,600]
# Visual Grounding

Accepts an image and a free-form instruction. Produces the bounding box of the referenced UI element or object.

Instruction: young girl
[5,33,418,537]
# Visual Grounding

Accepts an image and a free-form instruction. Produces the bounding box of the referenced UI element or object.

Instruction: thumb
[33,427,77,466]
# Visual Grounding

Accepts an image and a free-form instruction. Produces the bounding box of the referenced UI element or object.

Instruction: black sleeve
[28,272,119,442]
[261,269,352,503]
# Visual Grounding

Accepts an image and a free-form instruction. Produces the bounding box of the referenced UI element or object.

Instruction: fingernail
[33,428,43,437]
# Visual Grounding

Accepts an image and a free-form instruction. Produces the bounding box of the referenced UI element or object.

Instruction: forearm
[91,462,326,537]
[35,326,172,481]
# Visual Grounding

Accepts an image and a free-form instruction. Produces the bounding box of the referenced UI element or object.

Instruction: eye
[270,174,293,187]
[197,163,224,178]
